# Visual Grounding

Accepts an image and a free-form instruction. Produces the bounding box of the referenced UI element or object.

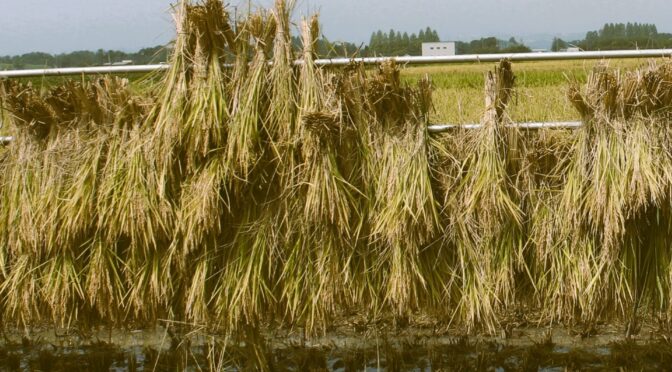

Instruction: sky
[1,0,671,55]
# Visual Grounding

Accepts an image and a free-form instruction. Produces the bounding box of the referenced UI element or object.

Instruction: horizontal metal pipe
[1,49,670,78]
[0,64,170,78]
[427,121,583,132]
[0,122,582,145]
[316,49,672,66]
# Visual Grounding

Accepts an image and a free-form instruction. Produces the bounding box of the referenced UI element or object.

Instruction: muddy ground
[2,323,672,370]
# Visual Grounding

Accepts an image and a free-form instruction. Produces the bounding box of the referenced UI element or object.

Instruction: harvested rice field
[401,58,667,124]
[3,0,672,370]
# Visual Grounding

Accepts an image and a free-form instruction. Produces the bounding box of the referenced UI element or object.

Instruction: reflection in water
[1,335,672,371]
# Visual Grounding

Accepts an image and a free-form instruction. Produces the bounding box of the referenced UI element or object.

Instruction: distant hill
[0,46,169,70]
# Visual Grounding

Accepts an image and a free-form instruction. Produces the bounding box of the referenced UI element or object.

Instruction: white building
[422,42,456,57]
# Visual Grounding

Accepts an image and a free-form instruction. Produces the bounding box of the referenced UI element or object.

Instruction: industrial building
[422,41,456,56]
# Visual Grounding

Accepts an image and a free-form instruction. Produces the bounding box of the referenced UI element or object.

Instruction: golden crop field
[400,58,660,124]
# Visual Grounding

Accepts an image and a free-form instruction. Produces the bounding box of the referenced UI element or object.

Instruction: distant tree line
[0,46,169,69]
[456,37,531,54]
[551,23,672,51]
[290,36,362,58]
[365,28,531,56]
[366,27,440,56]
[2,28,539,69]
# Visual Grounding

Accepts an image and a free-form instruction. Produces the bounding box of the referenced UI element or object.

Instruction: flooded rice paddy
[2,324,672,370]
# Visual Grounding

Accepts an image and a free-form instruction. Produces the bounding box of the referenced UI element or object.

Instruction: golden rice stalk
[147,0,233,182]
[442,60,525,332]
[226,12,276,180]
[0,138,45,257]
[277,228,348,334]
[56,132,108,251]
[182,247,218,324]
[0,130,50,324]
[267,0,297,144]
[300,112,356,234]
[0,77,141,325]
[361,61,439,315]
[32,135,90,325]
[534,61,672,323]
[170,156,229,324]
[564,69,658,247]
[125,245,171,321]
[450,60,522,237]
[328,64,374,187]
[298,15,323,121]
[96,128,173,319]
[96,127,173,250]
[39,251,85,326]
[214,208,279,330]
[271,31,373,331]
[85,235,125,321]
[265,0,299,196]
[173,157,229,263]
[372,126,440,314]
[283,18,357,331]
[0,255,43,325]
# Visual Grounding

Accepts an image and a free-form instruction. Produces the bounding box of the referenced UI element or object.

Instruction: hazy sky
[1,0,671,55]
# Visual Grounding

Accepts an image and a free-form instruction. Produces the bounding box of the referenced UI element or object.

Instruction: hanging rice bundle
[364,61,439,316]
[168,10,279,323]
[0,78,148,324]
[435,61,527,332]
[300,111,356,233]
[148,0,235,180]
[0,82,65,323]
[329,63,374,193]
[114,0,234,320]
[170,155,229,323]
[213,207,280,330]
[265,0,298,192]
[267,0,297,142]
[268,15,354,334]
[535,61,672,323]
[282,110,356,333]
[296,16,356,235]
[226,12,276,180]
[96,124,174,320]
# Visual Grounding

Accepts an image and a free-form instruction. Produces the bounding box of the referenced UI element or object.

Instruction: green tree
[369,32,380,54]
[424,27,433,41]
[577,22,667,50]
[409,33,420,55]
[551,37,568,52]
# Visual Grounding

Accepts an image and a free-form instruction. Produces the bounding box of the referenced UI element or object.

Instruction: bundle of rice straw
[0,78,149,324]
[535,61,672,324]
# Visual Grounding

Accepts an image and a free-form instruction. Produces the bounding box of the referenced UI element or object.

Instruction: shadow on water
[2,332,672,371]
